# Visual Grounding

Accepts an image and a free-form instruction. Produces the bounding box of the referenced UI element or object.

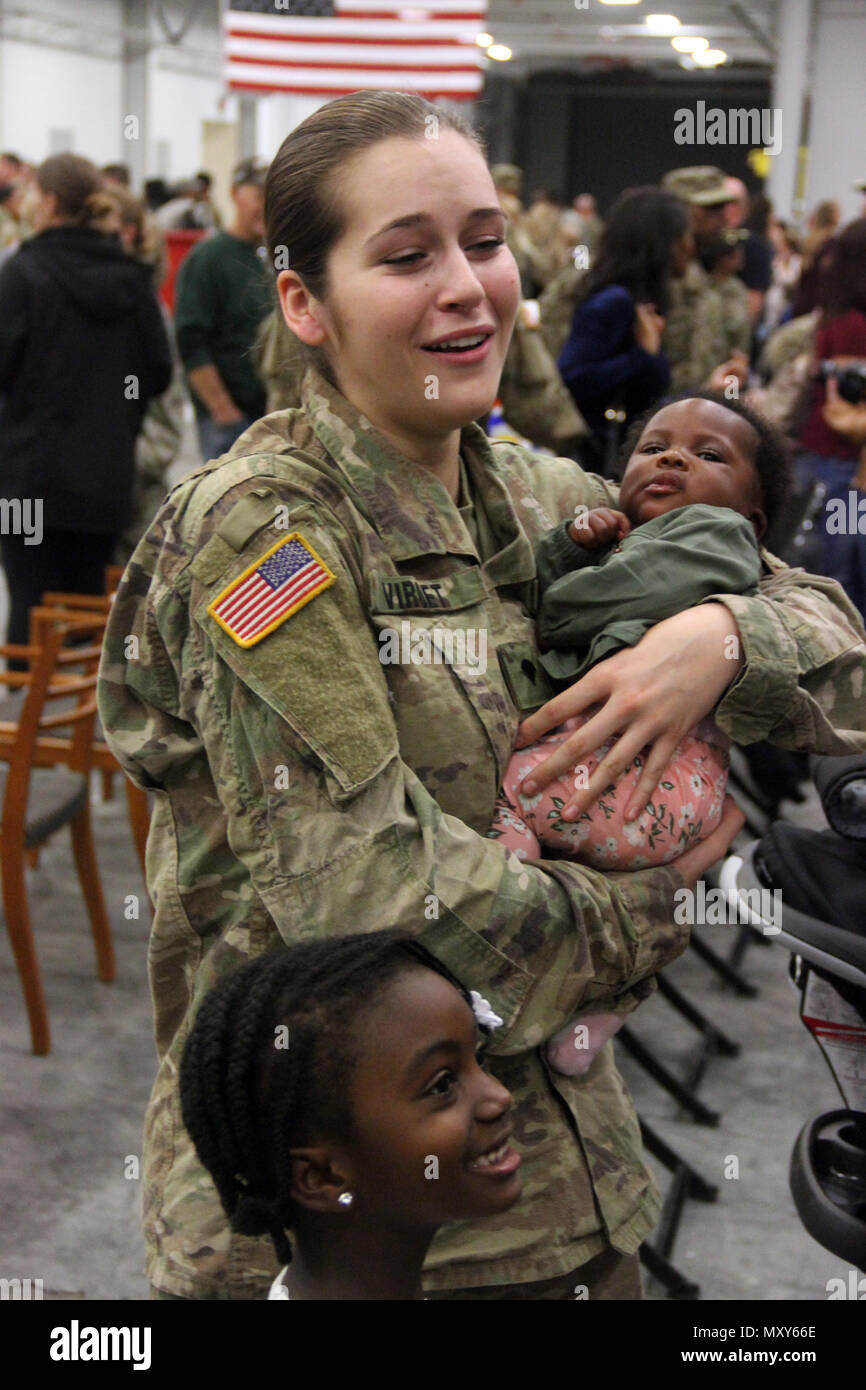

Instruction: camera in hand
[815,359,866,404]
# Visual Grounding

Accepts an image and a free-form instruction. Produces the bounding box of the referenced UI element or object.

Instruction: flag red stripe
[227,28,470,44]
[229,54,480,70]
[234,568,326,639]
[219,566,318,631]
[227,79,478,97]
[225,562,322,634]
[216,575,270,624]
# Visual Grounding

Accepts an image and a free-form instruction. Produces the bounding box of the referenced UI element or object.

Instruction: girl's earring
[337,1191,354,1208]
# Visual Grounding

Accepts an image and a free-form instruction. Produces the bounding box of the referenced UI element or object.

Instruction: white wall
[0,0,232,181]
[806,0,866,222]
[0,0,124,163]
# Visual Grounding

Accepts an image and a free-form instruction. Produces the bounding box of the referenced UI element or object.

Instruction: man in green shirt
[175,158,274,461]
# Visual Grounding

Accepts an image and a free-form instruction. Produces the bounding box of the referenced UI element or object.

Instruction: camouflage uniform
[115,316,188,566]
[99,366,866,1299]
[716,274,752,360]
[253,308,309,415]
[497,303,588,451]
[663,260,728,392]
[539,263,586,363]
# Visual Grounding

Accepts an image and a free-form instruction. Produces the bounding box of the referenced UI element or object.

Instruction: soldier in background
[661,166,748,392]
[572,193,603,259]
[491,163,533,296]
[701,229,752,361]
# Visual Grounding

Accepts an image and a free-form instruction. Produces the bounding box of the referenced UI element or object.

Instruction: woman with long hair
[557,187,691,463]
[99,92,866,1302]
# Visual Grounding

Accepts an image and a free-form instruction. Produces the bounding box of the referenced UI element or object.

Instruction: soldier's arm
[101,493,689,1056]
[710,564,866,752]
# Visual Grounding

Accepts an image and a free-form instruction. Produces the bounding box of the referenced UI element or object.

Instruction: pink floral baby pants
[490,718,728,871]
[489,717,729,1075]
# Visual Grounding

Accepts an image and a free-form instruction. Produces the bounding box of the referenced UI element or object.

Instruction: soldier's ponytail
[35,153,105,227]
[179,930,475,1270]
[263,90,487,384]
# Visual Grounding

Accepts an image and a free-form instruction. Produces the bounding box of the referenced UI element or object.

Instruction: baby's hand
[546,1011,627,1076]
[568,507,631,550]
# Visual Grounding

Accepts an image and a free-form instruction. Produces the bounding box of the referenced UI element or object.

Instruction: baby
[489,392,791,1073]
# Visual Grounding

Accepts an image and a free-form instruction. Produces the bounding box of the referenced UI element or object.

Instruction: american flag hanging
[224,0,488,101]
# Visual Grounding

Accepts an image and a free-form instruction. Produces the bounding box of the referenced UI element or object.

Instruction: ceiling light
[671,35,709,52]
[693,48,728,66]
[475,31,493,46]
[645,14,680,33]
[487,44,512,60]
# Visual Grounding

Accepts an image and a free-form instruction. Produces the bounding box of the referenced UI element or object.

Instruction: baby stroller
[720,753,866,1271]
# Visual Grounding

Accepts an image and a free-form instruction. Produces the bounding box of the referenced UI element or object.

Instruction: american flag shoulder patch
[207,532,336,648]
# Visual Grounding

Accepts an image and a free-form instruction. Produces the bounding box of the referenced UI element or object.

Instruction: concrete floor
[0,416,855,1301]
[0,781,853,1302]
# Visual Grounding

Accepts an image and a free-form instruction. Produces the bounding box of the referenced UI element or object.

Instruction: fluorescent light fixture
[671,34,709,52]
[693,47,728,66]
[645,14,680,32]
[487,43,512,60]
[475,31,493,46]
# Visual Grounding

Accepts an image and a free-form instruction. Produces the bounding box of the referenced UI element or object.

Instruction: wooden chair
[0,612,113,1055]
[28,590,152,883]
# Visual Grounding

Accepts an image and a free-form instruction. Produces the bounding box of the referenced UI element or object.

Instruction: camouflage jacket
[539,263,586,362]
[99,367,866,1299]
[717,275,752,360]
[663,260,728,391]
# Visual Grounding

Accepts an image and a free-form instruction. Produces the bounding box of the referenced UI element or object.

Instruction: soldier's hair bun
[179,930,474,1272]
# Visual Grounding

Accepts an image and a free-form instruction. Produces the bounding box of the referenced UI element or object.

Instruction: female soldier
[99,92,866,1301]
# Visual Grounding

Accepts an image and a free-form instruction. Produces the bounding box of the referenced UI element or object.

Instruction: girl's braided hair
[179,931,474,1267]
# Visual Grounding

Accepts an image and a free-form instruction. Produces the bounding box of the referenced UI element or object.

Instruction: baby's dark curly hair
[179,931,475,1268]
[619,391,793,534]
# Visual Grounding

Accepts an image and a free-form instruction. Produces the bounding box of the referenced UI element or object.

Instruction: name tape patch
[208,532,335,648]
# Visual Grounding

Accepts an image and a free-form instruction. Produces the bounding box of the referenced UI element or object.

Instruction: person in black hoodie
[0,153,172,648]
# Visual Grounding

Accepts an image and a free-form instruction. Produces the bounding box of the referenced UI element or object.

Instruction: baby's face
[618,399,766,536]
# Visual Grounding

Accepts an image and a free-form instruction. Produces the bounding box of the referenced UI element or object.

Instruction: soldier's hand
[514,604,744,819]
[705,352,748,391]
[634,302,666,356]
[568,507,631,550]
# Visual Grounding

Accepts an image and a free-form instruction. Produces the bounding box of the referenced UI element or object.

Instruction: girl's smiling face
[277,129,521,450]
[618,398,767,537]
[337,967,522,1228]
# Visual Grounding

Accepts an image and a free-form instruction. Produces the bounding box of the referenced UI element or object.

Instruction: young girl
[179,931,521,1300]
